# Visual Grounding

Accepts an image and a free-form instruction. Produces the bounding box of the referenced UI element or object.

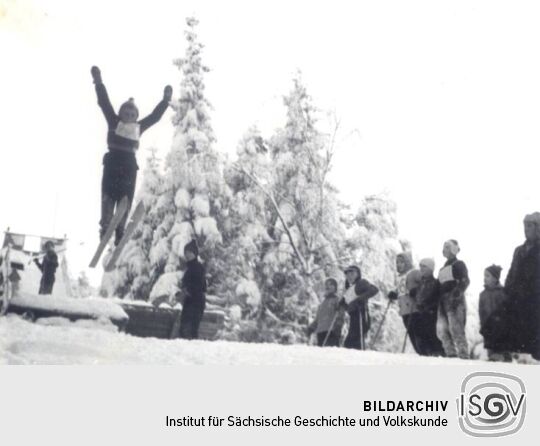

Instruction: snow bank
[0,314,505,366]
[9,293,128,322]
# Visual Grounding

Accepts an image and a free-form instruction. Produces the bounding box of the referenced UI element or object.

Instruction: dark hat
[344,265,361,277]
[184,239,199,257]
[119,98,139,118]
[485,264,502,281]
[325,277,338,289]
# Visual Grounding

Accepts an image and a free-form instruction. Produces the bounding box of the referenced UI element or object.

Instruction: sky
[1,0,539,296]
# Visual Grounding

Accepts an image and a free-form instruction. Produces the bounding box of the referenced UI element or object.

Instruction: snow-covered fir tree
[147,16,231,302]
[224,74,348,343]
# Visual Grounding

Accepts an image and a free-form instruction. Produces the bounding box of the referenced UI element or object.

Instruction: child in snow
[388,252,422,353]
[307,278,345,347]
[343,265,379,350]
[414,258,445,356]
[437,240,470,359]
[34,241,59,295]
[91,66,172,245]
[479,265,512,362]
[179,240,207,340]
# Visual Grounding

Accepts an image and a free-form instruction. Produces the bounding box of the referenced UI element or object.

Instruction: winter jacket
[504,240,540,356]
[479,285,513,351]
[308,293,344,335]
[416,275,440,314]
[396,269,421,316]
[438,258,470,298]
[181,258,207,303]
[34,252,58,281]
[343,278,379,313]
[94,82,169,158]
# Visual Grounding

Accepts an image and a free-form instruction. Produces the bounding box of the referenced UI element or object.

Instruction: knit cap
[444,240,460,256]
[419,258,435,273]
[119,98,139,119]
[485,264,502,281]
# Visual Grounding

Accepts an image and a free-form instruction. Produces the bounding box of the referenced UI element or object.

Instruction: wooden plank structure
[118,303,225,340]
[6,300,129,330]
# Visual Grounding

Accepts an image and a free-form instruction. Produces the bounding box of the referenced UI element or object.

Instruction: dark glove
[338,298,348,310]
[163,85,172,101]
[387,291,398,301]
[451,288,461,298]
[91,66,102,84]
[410,288,418,299]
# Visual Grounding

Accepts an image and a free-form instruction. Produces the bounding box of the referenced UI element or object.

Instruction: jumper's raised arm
[91,66,117,127]
[139,85,172,133]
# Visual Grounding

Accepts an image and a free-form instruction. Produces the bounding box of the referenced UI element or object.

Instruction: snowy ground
[0,314,504,366]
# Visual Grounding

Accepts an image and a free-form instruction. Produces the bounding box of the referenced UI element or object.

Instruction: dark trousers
[344,308,369,350]
[179,298,206,340]
[100,152,137,244]
[38,277,55,295]
[402,313,422,354]
[415,311,445,356]
[317,331,340,347]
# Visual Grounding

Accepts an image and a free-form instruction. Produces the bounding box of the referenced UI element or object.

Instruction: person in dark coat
[91,66,172,245]
[179,240,207,340]
[505,212,540,360]
[479,265,512,362]
[342,265,379,350]
[307,278,345,347]
[34,241,59,295]
[414,258,445,357]
[437,240,470,359]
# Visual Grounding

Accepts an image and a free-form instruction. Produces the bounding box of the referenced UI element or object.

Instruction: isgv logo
[457,372,526,437]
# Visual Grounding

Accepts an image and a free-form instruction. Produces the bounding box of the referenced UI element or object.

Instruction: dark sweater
[95,82,169,156]
[181,259,207,302]
[438,258,470,295]
[416,275,440,313]
[35,252,58,280]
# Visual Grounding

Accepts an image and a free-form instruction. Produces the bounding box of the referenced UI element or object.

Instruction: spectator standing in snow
[342,265,379,350]
[91,66,171,245]
[307,278,345,347]
[479,265,512,362]
[388,252,422,353]
[34,241,59,295]
[504,213,540,360]
[179,240,207,340]
[414,258,445,356]
[437,240,470,359]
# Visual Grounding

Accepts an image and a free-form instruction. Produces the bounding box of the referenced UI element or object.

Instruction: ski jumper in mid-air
[91,66,171,245]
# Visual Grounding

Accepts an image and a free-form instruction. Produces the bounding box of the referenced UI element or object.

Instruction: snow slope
[0,314,490,366]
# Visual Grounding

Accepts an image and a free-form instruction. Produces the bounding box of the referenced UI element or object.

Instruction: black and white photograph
[0,0,539,443]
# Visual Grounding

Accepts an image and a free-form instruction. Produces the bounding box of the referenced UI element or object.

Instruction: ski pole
[322,312,339,347]
[370,299,392,349]
[359,309,365,350]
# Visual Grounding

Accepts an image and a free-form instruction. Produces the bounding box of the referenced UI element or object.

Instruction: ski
[104,200,145,272]
[89,196,129,268]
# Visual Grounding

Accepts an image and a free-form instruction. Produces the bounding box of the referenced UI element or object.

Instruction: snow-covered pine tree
[220,127,273,338]
[231,73,348,343]
[148,17,231,303]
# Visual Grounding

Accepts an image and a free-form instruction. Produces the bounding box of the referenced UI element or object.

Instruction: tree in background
[147,16,231,302]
